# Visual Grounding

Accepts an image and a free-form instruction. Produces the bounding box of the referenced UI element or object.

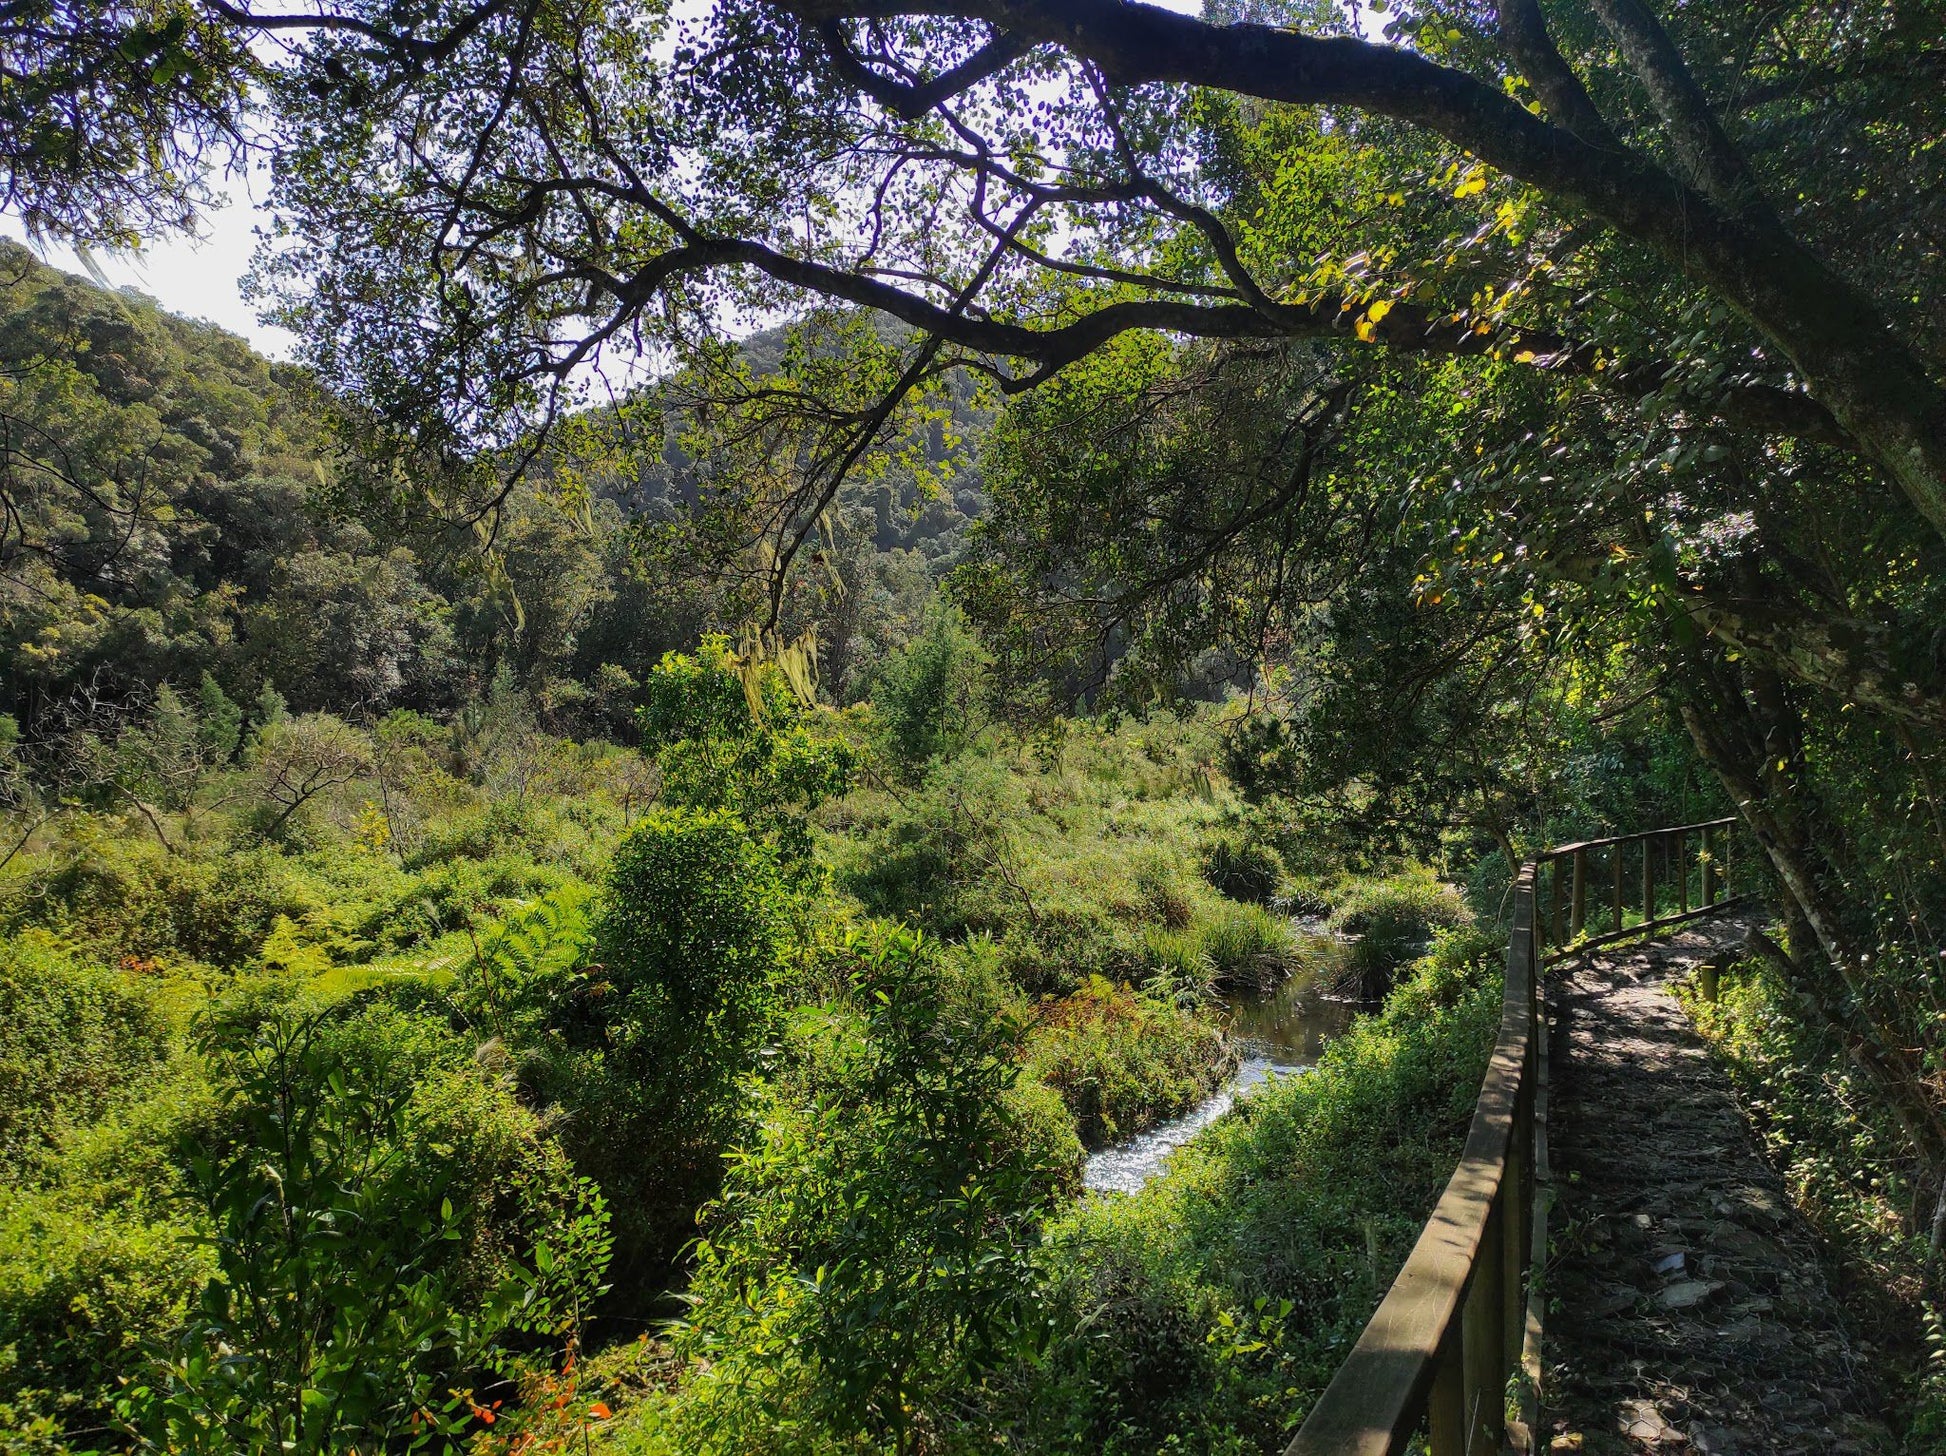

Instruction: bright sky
[2,0,1384,364]
[0,172,299,359]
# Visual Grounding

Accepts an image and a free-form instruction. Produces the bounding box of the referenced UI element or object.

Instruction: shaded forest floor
[1544,917,1901,1455]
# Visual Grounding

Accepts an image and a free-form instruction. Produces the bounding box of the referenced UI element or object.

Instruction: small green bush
[403,797,542,869]
[1025,976,1233,1146]
[1197,901,1298,993]
[639,638,855,865]
[1200,831,1283,905]
[640,923,1063,1455]
[0,1038,216,1452]
[868,601,991,772]
[0,940,161,1176]
[588,809,786,1122]
[127,994,610,1456]
[525,808,788,1276]
[1143,925,1215,1005]
[1133,856,1195,930]
[1330,870,1470,1000]
[359,852,568,952]
[15,842,325,968]
[0,1194,209,1450]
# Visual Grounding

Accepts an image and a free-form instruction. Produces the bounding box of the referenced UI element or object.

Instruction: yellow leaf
[1454,173,1487,198]
[1367,300,1394,323]
[1355,317,1378,342]
[1513,348,1537,363]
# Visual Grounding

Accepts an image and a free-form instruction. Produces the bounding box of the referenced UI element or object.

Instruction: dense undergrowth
[0,619,1494,1454]
[615,924,1503,1454]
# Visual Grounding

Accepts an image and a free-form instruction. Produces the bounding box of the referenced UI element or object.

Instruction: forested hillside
[0,241,982,733]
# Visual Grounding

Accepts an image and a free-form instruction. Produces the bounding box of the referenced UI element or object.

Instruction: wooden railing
[1536,817,1746,963]
[1284,818,1744,1456]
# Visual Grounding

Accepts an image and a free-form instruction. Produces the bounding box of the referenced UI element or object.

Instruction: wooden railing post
[1702,824,1718,906]
[1611,845,1624,932]
[1462,1205,1506,1451]
[1640,836,1655,924]
[1503,1121,1527,1368]
[1570,848,1587,938]
[1428,1328,1465,1456]
[1676,829,1690,913]
[1551,858,1567,946]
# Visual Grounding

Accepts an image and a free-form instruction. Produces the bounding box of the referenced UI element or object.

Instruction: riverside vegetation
[0,248,1553,1455]
[0,605,1497,1453]
[0,243,1488,1448]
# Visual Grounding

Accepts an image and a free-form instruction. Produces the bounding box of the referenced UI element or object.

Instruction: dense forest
[5,0,1946,1450]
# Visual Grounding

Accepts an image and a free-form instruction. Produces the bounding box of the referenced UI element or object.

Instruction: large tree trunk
[1673,645,1946,1198]
[1682,216,1946,539]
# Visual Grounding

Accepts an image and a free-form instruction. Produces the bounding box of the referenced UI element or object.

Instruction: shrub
[1462,847,1515,927]
[0,939,161,1176]
[867,601,991,772]
[1197,901,1298,993]
[1143,925,1216,1005]
[1133,856,1195,930]
[638,637,855,864]
[1200,831,1283,905]
[644,924,1063,1455]
[1329,869,1470,1000]
[244,713,372,842]
[1026,976,1234,1146]
[0,1037,215,1451]
[525,809,788,1275]
[15,841,325,967]
[403,798,542,869]
[589,809,786,1128]
[835,753,1024,937]
[126,996,610,1456]
[0,1194,209,1450]
[360,852,568,952]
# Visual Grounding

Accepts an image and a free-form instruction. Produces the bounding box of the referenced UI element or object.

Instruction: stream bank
[1084,925,1355,1194]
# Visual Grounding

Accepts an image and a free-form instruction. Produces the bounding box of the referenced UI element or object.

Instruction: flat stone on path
[1544,918,1898,1455]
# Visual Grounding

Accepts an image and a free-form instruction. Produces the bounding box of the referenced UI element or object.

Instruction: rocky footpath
[1544,919,1897,1455]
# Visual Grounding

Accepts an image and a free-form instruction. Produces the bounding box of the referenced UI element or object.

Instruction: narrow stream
[1083,926,1357,1195]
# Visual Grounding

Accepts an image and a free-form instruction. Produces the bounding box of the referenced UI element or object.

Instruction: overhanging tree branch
[1584,0,1761,211]
[780,0,1946,535]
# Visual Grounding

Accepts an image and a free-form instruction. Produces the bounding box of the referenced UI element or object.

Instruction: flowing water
[1083,924,1358,1195]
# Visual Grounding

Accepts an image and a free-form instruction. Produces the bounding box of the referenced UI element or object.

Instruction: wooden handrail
[1285,818,1747,1456]
[1539,815,1736,858]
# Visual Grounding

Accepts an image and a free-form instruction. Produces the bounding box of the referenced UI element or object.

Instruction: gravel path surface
[1544,918,1898,1455]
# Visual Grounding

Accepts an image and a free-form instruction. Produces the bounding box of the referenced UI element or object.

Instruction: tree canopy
[9,0,1944,526]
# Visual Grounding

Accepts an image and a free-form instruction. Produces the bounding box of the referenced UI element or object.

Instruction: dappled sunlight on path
[1545,919,1896,1455]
